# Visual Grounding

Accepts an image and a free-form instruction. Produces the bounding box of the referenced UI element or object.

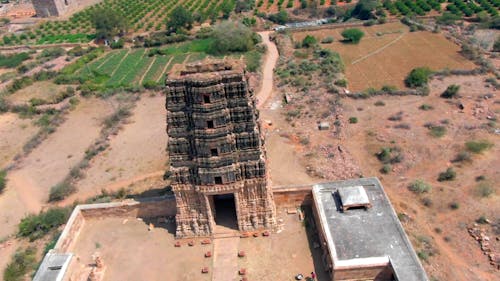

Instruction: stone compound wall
[166,60,276,237]
[54,197,176,252]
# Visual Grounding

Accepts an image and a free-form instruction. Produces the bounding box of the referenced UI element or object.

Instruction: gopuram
[165,60,276,237]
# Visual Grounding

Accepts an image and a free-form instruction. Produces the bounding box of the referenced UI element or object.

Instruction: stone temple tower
[165,60,276,238]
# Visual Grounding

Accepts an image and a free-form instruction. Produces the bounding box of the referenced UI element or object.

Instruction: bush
[380,164,391,174]
[302,35,317,48]
[419,104,433,110]
[405,67,432,88]
[0,169,7,195]
[3,247,37,281]
[465,140,493,154]
[142,80,159,90]
[422,197,433,207]
[48,182,76,202]
[441,84,460,98]
[374,100,385,106]
[437,167,456,181]
[476,216,488,224]
[268,10,289,24]
[409,179,431,193]
[334,79,347,87]
[349,117,358,123]
[341,28,365,43]
[428,125,446,138]
[110,38,124,49]
[449,202,459,210]
[453,151,471,162]
[475,182,495,197]
[376,147,403,164]
[321,36,334,44]
[208,21,258,55]
[0,52,30,68]
[18,207,70,240]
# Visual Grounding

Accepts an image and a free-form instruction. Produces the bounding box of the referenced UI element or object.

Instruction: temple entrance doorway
[211,193,238,232]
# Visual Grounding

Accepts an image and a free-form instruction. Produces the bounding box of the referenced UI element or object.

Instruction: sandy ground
[0,113,38,169]
[67,217,212,281]
[6,81,67,104]
[310,75,499,280]
[0,98,112,238]
[256,31,279,108]
[239,208,328,280]
[69,94,167,201]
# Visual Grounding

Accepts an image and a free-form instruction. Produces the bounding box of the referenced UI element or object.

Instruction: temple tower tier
[165,60,276,238]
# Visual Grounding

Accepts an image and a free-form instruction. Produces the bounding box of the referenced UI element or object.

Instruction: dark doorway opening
[207,120,214,128]
[213,194,238,231]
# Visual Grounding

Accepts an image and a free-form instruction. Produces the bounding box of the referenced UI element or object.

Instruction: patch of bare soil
[6,81,67,104]
[338,75,499,280]
[70,94,167,201]
[0,98,112,238]
[0,113,38,169]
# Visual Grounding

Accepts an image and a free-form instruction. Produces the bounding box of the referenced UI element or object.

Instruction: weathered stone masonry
[165,60,276,237]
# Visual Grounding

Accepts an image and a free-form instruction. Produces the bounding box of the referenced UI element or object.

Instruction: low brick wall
[273,185,312,207]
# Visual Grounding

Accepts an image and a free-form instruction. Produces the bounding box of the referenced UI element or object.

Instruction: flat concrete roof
[312,177,428,281]
[33,252,72,281]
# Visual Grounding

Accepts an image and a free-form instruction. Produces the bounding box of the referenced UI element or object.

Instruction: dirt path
[256,31,279,109]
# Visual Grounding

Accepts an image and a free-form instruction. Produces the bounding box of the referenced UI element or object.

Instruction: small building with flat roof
[312,177,428,281]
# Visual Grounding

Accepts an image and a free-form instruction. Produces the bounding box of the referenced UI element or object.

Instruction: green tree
[352,0,378,20]
[341,28,365,43]
[208,21,258,55]
[167,6,193,33]
[91,8,128,41]
[268,10,288,24]
[405,67,432,88]
[302,35,317,48]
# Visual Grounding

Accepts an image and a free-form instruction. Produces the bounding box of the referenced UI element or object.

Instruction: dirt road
[256,31,279,109]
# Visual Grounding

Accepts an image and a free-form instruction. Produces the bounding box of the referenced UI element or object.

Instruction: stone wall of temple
[165,60,276,237]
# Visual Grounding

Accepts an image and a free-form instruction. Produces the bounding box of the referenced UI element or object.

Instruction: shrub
[110,38,124,49]
[449,202,459,210]
[440,84,460,98]
[465,140,493,154]
[380,164,391,174]
[453,151,471,163]
[408,179,431,193]
[321,36,334,44]
[428,126,446,138]
[142,80,159,90]
[341,28,365,43]
[405,67,432,88]
[437,168,456,181]
[374,100,385,106]
[18,207,70,240]
[349,117,358,123]
[3,247,37,281]
[422,197,433,207]
[334,79,347,87]
[302,35,317,48]
[419,104,433,110]
[268,10,288,24]
[0,52,30,68]
[208,21,258,55]
[48,182,76,202]
[475,182,495,197]
[476,216,488,224]
[0,169,6,193]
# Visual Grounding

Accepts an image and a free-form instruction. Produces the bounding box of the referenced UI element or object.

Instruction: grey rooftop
[33,252,72,281]
[312,177,428,281]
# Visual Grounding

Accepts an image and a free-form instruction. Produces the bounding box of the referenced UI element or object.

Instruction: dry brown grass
[293,22,476,91]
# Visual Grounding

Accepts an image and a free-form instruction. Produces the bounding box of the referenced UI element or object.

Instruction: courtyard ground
[66,217,212,281]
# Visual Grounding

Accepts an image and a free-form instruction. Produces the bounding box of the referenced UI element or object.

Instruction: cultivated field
[293,22,476,91]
